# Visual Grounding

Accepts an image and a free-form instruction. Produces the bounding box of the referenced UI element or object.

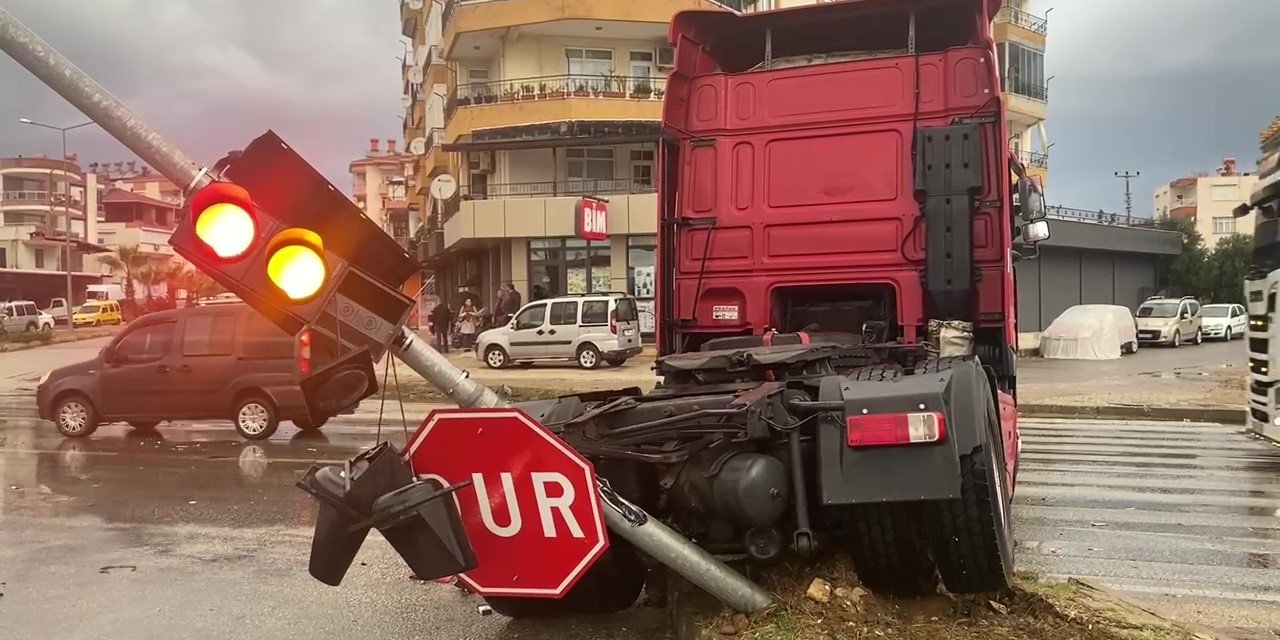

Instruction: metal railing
[427,127,445,152]
[0,190,83,207]
[449,74,667,113]
[1019,150,1049,169]
[462,178,655,200]
[1046,205,1155,228]
[1003,79,1048,102]
[995,6,1048,35]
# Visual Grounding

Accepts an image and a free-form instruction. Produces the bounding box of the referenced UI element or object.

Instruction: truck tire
[483,536,645,617]
[925,393,1014,593]
[847,503,938,596]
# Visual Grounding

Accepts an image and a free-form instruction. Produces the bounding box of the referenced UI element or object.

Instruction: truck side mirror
[1018,180,1048,222]
[1021,219,1050,244]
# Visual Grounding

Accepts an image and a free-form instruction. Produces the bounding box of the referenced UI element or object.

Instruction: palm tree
[98,245,146,300]
[133,265,164,302]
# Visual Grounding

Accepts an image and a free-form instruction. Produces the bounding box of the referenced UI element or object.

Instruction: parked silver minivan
[475,293,643,369]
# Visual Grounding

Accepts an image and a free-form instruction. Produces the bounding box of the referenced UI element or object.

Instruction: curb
[1020,402,1246,425]
[0,328,118,353]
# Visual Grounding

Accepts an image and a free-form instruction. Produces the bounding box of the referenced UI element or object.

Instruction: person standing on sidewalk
[457,299,479,349]
[430,301,453,353]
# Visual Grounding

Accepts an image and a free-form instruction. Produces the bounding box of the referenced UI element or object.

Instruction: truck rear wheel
[847,503,938,596]
[925,398,1014,593]
[483,536,645,617]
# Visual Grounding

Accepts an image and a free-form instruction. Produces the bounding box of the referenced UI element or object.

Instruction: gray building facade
[1015,216,1182,331]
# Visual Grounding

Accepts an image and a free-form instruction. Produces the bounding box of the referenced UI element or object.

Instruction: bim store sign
[574,197,608,241]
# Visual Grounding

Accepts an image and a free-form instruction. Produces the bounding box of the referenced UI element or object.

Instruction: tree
[97,244,146,300]
[1206,234,1253,304]
[133,265,164,301]
[1155,217,1210,298]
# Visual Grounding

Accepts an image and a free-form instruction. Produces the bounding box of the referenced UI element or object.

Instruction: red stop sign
[403,408,608,598]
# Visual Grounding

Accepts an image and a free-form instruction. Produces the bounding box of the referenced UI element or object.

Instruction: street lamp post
[19,117,95,327]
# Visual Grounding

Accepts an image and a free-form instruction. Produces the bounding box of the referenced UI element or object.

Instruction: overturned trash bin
[296,441,476,586]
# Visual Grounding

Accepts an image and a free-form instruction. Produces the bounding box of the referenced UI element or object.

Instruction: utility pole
[19,117,95,327]
[1114,170,1140,218]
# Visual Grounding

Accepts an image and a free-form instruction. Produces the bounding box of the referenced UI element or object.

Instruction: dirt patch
[685,559,1204,640]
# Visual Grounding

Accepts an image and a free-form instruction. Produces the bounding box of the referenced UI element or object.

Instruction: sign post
[404,408,609,598]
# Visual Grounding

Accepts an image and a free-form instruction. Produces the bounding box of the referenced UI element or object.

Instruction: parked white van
[475,293,642,369]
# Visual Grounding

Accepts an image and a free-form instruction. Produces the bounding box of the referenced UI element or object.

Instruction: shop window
[528,238,611,298]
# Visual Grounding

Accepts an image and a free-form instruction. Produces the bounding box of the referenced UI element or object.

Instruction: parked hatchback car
[1135,296,1203,347]
[1,300,49,333]
[1200,303,1248,341]
[476,293,642,369]
[37,303,337,440]
[71,300,124,327]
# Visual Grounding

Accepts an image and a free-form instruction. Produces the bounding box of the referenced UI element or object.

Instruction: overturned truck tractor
[385,0,1049,615]
[0,0,1052,621]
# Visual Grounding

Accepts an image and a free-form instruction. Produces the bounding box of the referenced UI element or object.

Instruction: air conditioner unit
[468,151,495,173]
[405,0,424,10]
[656,46,675,69]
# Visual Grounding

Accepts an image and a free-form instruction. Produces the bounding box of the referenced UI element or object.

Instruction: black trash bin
[297,464,370,586]
[343,441,415,514]
[363,479,478,582]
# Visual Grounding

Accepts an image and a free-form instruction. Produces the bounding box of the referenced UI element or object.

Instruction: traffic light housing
[170,131,419,414]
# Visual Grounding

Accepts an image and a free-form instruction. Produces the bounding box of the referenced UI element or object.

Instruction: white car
[1200,303,1247,341]
[475,293,643,369]
[1039,304,1139,360]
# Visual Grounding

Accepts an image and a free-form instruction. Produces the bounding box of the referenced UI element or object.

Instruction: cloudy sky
[2,0,1278,214]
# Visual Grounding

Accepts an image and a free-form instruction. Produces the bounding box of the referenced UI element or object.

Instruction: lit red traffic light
[189,182,256,260]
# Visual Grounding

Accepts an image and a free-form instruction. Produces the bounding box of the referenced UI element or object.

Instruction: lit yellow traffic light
[266,228,327,301]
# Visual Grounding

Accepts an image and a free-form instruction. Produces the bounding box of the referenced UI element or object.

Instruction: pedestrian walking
[458,299,479,349]
[430,301,453,353]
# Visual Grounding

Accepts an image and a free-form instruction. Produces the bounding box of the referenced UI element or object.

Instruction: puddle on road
[1,426,372,529]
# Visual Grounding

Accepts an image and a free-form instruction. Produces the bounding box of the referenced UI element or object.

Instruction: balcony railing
[1047,206,1154,228]
[448,74,667,114]
[1003,79,1048,102]
[995,6,1048,35]
[462,178,655,200]
[427,127,446,151]
[1018,150,1049,169]
[0,190,84,207]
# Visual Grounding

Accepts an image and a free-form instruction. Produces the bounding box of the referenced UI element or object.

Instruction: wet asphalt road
[1,341,1279,638]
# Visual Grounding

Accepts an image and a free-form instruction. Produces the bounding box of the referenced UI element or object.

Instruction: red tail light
[298,327,313,376]
[609,309,618,335]
[846,411,946,448]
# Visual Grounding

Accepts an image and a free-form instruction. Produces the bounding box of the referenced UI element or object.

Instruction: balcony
[442,0,719,54]
[1018,150,1049,170]
[445,74,667,141]
[1003,79,1047,102]
[994,6,1048,35]
[1,190,84,210]
[462,178,653,200]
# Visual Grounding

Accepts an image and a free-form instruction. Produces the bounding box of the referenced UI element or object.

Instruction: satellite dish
[408,66,424,85]
[405,0,424,9]
[430,174,458,200]
[401,94,412,108]
[408,137,427,156]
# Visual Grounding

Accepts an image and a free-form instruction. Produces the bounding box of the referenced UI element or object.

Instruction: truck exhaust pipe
[0,7,769,613]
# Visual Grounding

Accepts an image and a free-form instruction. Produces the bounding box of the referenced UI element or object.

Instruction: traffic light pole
[1,6,771,615]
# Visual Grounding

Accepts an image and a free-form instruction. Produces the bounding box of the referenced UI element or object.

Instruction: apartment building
[1154,158,1260,242]
[0,155,106,303]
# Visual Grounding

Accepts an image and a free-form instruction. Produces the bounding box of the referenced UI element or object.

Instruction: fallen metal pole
[391,327,503,409]
[2,7,771,615]
[601,491,773,613]
[0,7,208,194]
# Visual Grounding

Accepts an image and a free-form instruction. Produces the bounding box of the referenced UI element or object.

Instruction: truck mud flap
[815,358,990,505]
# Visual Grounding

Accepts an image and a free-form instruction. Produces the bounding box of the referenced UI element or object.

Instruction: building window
[466,68,490,100]
[528,238,610,299]
[566,147,615,194]
[565,48,613,92]
[33,249,44,269]
[1211,184,1238,201]
[0,247,6,268]
[997,42,1045,100]
[630,149,655,189]
[1212,217,1236,234]
[629,50,655,90]
[627,236,657,334]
